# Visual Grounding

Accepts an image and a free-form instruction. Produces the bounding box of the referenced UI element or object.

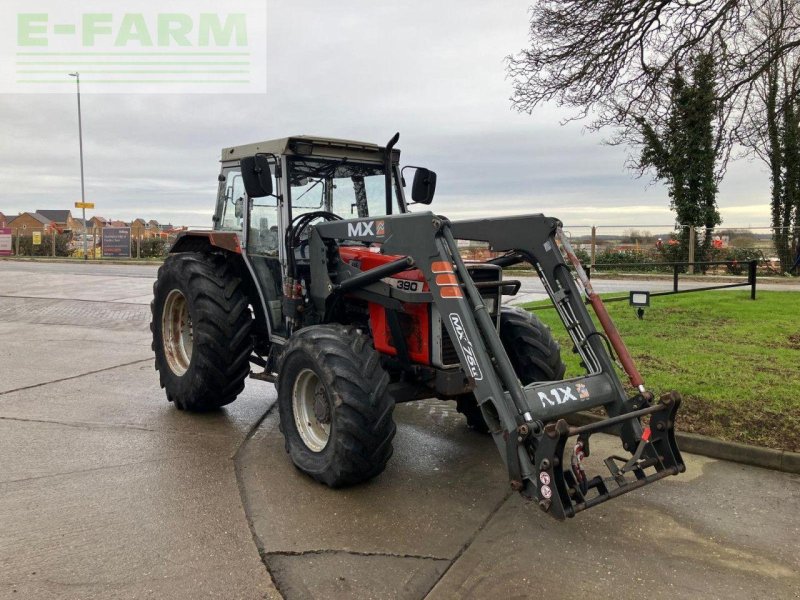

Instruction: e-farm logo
[2,1,266,94]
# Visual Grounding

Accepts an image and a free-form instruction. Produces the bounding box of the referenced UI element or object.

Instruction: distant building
[0,212,7,228]
[88,216,108,230]
[36,210,78,233]
[130,218,147,238]
[8,212,53,235]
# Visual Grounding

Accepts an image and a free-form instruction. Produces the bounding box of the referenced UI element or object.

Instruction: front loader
[151,134,684,520]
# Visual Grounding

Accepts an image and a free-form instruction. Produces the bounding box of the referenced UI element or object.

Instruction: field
[524,291,800,452]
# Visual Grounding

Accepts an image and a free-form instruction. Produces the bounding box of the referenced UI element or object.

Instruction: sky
[0,0,773,234]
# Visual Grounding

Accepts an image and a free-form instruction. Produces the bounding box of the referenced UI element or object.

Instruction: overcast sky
[0,0,772,234]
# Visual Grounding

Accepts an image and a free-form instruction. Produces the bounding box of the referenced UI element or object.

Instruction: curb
[568,411,800,475]
[0,257,163,266]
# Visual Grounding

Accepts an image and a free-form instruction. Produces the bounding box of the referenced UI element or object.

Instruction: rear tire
[151,252,253,411]
[277,325,395,487]
[457,306,566,432]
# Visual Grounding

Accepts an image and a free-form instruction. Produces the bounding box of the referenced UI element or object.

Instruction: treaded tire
[457,306,566,432]
[151,252,253,411]
[499,306,566,384]
[277,325,395,487]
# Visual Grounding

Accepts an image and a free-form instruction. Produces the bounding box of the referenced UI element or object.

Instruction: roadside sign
[102,227,131,258]
[75,202,95,209]
[0,228,11,256]
[32,231,42,245]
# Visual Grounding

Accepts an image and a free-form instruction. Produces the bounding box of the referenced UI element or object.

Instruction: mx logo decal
[537,386,578,409]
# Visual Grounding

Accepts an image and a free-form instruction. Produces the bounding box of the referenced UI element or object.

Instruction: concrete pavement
[1,261,799,599]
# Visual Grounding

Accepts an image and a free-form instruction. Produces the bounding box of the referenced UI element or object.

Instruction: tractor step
[528,392,684,520]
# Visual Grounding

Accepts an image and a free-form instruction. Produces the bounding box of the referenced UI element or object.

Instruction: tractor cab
[209,134,436,340]
[213,134,436,237]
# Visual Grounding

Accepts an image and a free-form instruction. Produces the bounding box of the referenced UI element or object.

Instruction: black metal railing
[587,260,758,301]
[529,259,758,311]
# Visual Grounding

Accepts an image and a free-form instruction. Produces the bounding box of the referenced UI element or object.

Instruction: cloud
[0,0,771,228]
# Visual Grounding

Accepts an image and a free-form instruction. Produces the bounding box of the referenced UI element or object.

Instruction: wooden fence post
[591,225,597,266]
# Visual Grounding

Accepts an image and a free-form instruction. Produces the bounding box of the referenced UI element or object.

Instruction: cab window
[216,168,245,230]
[287,158,402,220]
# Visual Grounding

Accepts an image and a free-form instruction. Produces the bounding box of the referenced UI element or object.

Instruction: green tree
[637,53,721,259]
[778,92,800,270]
[747,3,800,272]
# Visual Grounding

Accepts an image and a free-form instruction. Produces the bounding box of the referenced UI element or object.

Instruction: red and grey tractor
[152,134,683,519]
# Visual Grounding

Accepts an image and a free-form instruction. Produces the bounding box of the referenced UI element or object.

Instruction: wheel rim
[292,368,331,452]
[162,289,194,376]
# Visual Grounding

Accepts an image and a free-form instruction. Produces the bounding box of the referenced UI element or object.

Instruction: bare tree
[507,0,800,162]
[622,228,654,244]
[739,1,800,269]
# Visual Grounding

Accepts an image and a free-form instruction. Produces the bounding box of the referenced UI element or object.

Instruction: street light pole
[69,72,87,260]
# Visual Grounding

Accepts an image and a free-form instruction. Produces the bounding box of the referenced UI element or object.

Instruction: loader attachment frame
[309,211,684,520]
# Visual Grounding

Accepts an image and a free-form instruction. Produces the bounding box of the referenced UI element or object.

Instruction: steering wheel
[289,211,342,261]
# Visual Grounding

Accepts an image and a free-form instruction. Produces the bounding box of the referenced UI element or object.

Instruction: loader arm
[309,212,684,520]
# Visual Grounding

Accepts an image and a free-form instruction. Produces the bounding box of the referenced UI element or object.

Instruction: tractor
[151,133,684,520]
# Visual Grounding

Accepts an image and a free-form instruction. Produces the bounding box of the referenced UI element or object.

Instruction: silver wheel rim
[292,368,331,452]
[162,289,193,376]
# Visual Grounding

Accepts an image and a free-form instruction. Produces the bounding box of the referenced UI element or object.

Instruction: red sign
[0,228,11,256]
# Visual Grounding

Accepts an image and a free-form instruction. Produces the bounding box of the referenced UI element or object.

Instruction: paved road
[1,261,799,599]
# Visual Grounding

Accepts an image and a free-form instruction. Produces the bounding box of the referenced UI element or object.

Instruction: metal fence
[1,227,188,259]
[527,259,759,312]
[3,222,797,273]
[587,260,759,299]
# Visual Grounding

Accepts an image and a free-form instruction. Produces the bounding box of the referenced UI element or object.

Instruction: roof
[36,210,72,223]
[9,212,52,225]
[221,135,400,164]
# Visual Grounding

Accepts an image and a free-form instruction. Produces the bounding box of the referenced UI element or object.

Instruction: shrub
[573,247,591,267]
[723,248,763,275]
[16,233,70,257]
[594,248,663,272]
[129,237,169,258]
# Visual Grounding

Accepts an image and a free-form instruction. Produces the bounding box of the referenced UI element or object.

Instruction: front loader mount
[308,212,685,520]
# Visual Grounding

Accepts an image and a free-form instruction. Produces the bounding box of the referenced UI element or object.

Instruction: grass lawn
[522,290,800,452]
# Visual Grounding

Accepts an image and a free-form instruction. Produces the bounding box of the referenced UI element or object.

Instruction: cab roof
[221,135,400,163]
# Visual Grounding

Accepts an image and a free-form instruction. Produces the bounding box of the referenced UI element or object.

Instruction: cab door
[241,158,287,338]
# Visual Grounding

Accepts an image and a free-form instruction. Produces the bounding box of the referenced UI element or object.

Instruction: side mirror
[411,168,437,204]
[240,155,273,198]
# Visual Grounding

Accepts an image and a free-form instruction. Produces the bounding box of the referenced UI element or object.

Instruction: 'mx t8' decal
[448,313,483,381]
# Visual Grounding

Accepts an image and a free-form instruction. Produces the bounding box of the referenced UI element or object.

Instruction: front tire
[457,306,566,432]
[151,252,253,411]
[277,325,395,487]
